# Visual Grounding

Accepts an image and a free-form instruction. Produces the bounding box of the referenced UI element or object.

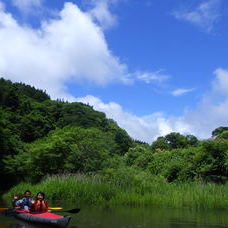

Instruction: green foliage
[148,140,228,183]
[3,126,120,181]
[19,110,55,142]
[216,130,228,139]
[100,167,164,198]
[102,155,125,169]
[151,136,169,151]
[0,78,49,107]
[0,109,25,190]
[1,77,228,195]
[165,132,188,149]
[124,146,145,166]
[124,144,152,168]
[185,134,198,146]
[148,150,174,175]
[0,78,133,190]
[4,174,228,209]
[193,140,228,183]
[104,119,133,155]
[212,126,228,138]
[151,132,199,151]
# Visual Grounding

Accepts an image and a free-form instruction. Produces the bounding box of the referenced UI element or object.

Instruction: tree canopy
[0,78,133,189]
[1,78,228,190]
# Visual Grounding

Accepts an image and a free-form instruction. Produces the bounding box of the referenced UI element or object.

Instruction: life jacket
[16,197,32,209]
[31,200,48,212]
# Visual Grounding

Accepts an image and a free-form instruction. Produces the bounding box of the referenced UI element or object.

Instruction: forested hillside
[1,78,228,194]
[0,78,133,190]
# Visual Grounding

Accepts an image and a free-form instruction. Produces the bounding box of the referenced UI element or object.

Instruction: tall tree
[212,127,228,138]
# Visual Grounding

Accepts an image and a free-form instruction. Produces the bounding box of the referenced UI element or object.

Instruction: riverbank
[3,174,228,210]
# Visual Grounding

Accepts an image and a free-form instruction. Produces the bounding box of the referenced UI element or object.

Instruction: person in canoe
[12,194,20,208]
[16,190,33,210]
[30,192,48,212]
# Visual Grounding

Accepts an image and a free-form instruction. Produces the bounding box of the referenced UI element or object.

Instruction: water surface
[1,201,228,228]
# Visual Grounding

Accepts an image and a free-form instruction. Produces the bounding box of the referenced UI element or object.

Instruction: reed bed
[3,174,228,210]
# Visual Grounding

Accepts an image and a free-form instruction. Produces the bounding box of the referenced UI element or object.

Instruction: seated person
[12,194,19,208]
[16,190,32,210]
[31,192,48,212]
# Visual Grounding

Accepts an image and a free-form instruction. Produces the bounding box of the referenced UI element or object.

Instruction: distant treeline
[0,78,228,192]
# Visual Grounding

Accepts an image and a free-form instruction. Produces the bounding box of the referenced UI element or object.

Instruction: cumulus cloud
[0,1,171,143]
[75,95,173,142]
[158,69,228,139]
[76,69,228,143]
[75,94,196,143]
[0,2,128,99]
[171,88,195,96]
[173,0,221,32]
[0,1,168,100]
[1,1,227,143]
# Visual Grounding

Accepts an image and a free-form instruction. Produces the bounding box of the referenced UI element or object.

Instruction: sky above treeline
[0,0,228,143]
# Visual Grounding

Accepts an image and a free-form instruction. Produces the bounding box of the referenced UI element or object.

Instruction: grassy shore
[3,174,228,210]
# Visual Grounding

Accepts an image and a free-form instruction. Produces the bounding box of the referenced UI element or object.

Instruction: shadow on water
[1,200,228,228]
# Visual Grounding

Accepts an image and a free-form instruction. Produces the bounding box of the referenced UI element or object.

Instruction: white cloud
[161,69,228,139]
[136,69,170,84]
[213,68,228,96]
[0,1,168,100]
[76,69,228,143]
[75,94,196,143]
[171,88,194,96]
[1,1,227,143]
[75,95,173,142]
[88,0,117,29]
[173,0,221,32]
[0,2,128,99]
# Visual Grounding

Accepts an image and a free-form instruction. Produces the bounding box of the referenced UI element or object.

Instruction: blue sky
[0,0,228,142]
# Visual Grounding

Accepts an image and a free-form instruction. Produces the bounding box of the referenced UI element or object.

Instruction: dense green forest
[1,78,228,197]
[0,78,133,190]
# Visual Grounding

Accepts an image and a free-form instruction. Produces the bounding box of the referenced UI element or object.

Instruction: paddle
[2,208,80,216]
[30,208,80,214]
[0,207,63,211]
[51,208,80,214]
[2,208,17,216]
[0,208,8,212]
[49,207,63,210]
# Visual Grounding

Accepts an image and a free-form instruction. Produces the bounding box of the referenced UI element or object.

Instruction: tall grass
[3,174,228,210]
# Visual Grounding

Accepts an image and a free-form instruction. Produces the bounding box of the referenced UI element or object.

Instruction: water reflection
[1,202,228,228]
[1,220,54,228]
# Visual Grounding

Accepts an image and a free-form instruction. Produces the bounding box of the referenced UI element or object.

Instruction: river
[1,201,228,227]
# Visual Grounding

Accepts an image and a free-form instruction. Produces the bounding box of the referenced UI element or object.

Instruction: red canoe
[15,209,71,227]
